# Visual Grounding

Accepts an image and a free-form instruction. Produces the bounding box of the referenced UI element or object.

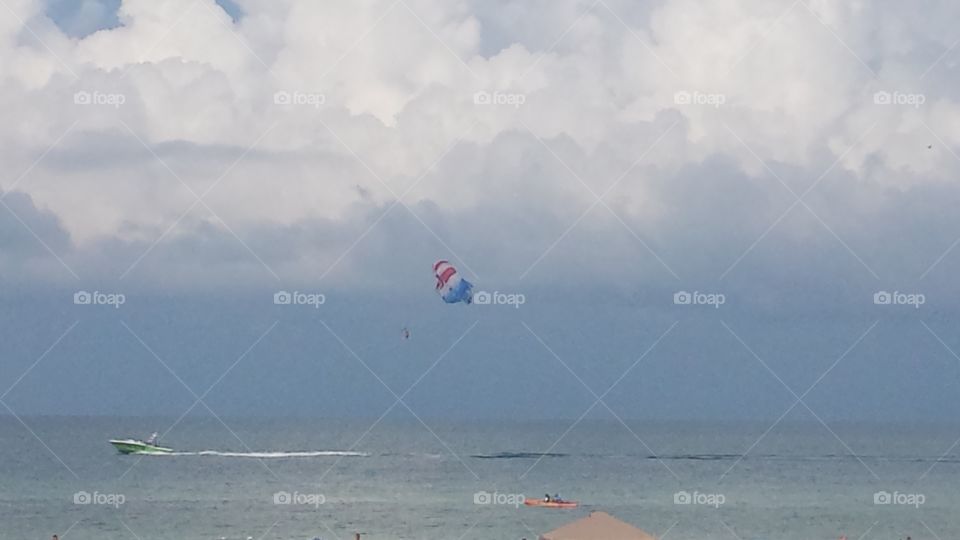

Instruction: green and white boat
[109,433,173,455]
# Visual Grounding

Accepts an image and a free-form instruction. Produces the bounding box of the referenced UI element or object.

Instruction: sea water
[1,416,957,539]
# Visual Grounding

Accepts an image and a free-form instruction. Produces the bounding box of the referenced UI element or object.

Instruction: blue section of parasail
[442,277,474,304]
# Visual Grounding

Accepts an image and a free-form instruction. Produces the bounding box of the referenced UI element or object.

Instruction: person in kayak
[145,432,159,445]
[543,493,551,502]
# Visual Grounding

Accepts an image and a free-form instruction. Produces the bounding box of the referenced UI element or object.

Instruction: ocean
[1,416,957,539]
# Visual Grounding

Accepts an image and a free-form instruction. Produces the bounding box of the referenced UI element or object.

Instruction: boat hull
[109,439,173,455]
[524,499,579,508]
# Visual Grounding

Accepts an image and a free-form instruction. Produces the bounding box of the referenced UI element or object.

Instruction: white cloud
[0,0,958,296]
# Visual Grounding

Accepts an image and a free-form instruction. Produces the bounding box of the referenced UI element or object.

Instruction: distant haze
[1,289,956,423]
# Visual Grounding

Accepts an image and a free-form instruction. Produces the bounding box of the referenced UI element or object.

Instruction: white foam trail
[144,450,369,458]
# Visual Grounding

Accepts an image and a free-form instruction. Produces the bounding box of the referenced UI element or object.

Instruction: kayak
[524,498,579,508]
[109,439,174,455]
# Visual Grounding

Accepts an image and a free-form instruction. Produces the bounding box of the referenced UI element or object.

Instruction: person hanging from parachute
[433,260,474,304]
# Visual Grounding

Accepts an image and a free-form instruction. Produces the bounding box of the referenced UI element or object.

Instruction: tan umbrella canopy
[539,511,657,540]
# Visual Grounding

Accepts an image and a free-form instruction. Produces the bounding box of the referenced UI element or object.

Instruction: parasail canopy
[433,260,474,304]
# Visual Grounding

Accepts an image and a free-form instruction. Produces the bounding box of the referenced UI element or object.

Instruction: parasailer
[433,260,474,304]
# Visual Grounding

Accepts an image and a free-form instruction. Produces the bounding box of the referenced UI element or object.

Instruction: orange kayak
[524,498,579,508]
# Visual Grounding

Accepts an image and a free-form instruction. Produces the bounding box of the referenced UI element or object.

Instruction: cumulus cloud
[0,0,958,303]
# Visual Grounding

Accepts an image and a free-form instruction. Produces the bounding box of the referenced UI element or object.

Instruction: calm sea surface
[1,417,957,539]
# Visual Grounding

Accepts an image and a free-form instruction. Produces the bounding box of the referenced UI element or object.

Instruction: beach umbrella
[539,511,657,540]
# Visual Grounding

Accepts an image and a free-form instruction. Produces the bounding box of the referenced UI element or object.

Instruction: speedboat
[109,438,173,455]
[524,498,579,508]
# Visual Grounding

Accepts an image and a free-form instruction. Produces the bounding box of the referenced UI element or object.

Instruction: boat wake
[465,452,960,463]
[144,450,369,458]
[471,452,569,459]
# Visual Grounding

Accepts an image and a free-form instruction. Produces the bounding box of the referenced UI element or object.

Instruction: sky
[1,0,959,422]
